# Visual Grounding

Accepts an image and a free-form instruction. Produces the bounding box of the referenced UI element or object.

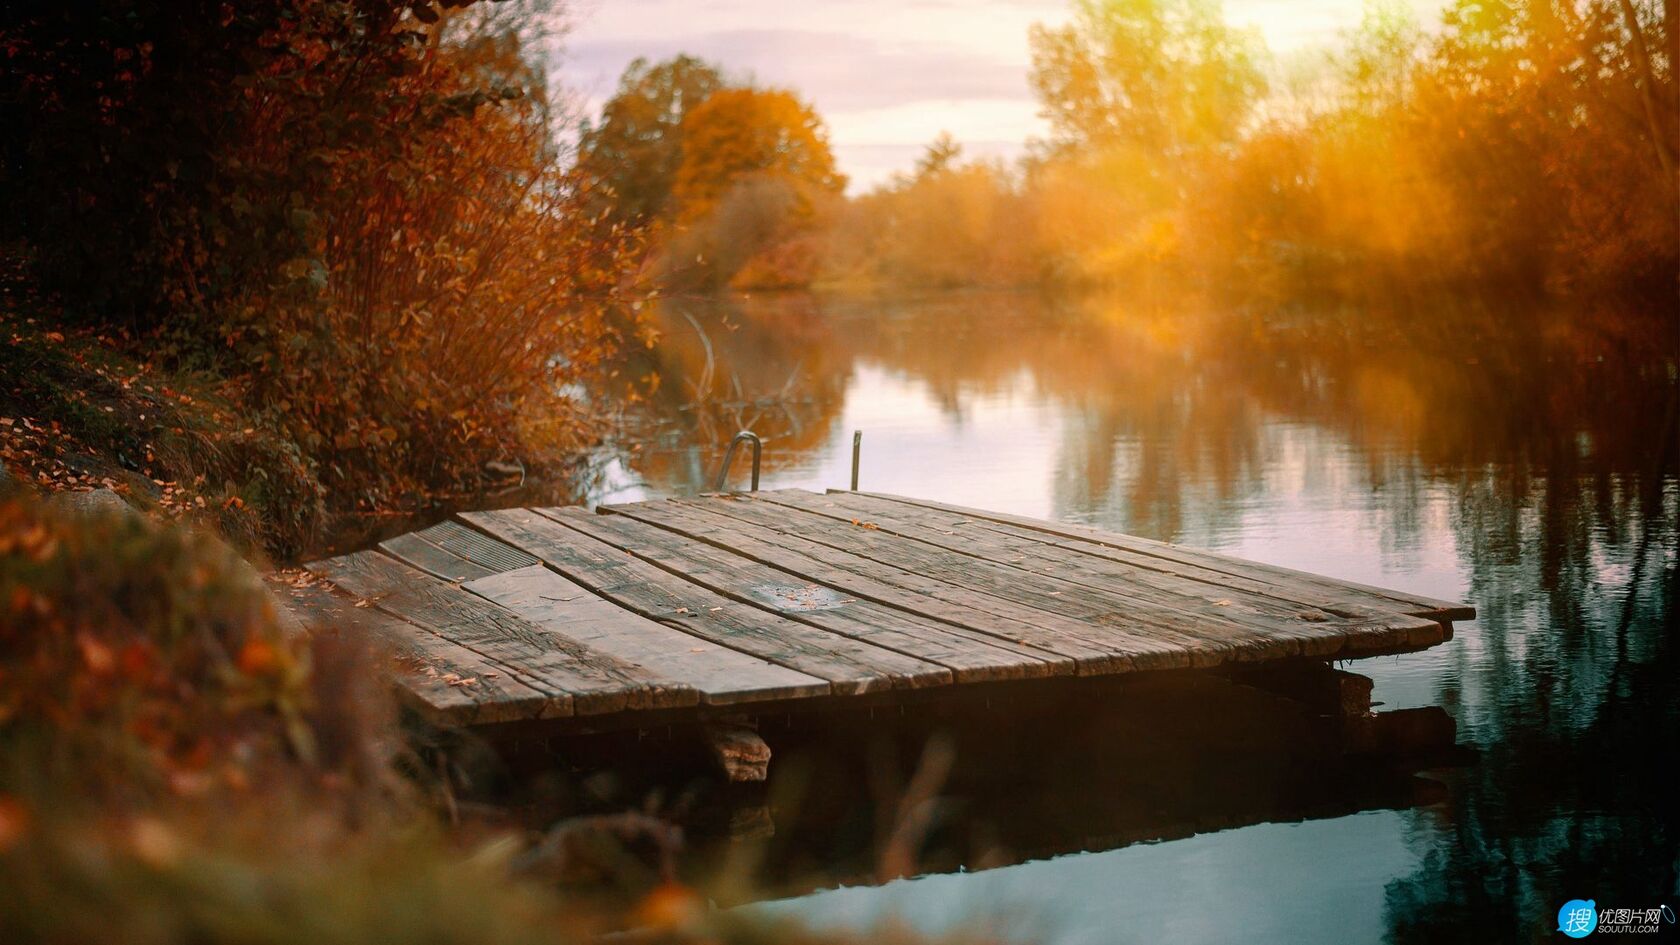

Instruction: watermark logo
[1559,900,1598,938]
[1556,901,1675,937]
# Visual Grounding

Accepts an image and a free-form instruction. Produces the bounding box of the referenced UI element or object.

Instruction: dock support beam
[1232,663,1374,718]
[701,722,771,782]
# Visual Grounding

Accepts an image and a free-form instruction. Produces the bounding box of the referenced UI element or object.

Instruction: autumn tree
[576,55,727,222]
[1403,0,1677,293]
[653,87,845,289]
[1028,0,1267,156]
[836,136,1037,287]
[912,132,964,179]
[669,87,845,222]
[0,0,326,324]
[1,0,649,541]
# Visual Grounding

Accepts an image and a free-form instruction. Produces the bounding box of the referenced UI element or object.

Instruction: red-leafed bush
[1,2,648,552]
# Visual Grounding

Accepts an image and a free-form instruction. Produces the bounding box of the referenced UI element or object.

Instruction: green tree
[1028,0,1267,156]
[576,54,726,222]
[913,131,963,179]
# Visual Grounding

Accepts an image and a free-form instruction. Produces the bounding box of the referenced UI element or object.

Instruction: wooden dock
[293,489,1472,739]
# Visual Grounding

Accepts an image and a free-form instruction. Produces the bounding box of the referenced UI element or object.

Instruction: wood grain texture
[849,490,1475,622]
[275,577,550,725]
[417,519,540,573]
[465,564,827,705]
[308,550,692,716]
[379,531,497,583]
[558,505,1070,683]
[458,507,948,694]
[663,495,1197,671]
[811,491,1445,654]
[608,497,1141,674]
[297,490,1468,732]
[751,490,1444,662]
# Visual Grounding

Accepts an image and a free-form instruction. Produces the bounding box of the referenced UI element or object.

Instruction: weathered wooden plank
[416,519,540,574]
[309,551,693,716]
[689,495,1239,668]
[743,491,1274,664]
[465,564,828,706]
[380,531,498,583]
[850,490,1475,622]
[784,490,1445,657]
[840,489,1462,628]
[549,506,1070,683]
[750,490,1440,663]
[458,507,948,694]
[797,490,1443,656]
[276,577,550,725]
[608,497,1152,674]
[946,514,1454,635]
[662,496,1202,671]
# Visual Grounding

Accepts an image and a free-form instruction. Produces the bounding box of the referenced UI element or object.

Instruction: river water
[586,290,1677,944]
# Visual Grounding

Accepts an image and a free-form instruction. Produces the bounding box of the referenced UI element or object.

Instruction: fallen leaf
[77,633,115,674]
[129,817,182,867]
[236,638,279,675]
[0,795,29,854]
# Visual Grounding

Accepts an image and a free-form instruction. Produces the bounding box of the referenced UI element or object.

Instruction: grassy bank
[1,303,320,559]
[2,1,649,562]
[0,277,611,563]
[0,477,988,944]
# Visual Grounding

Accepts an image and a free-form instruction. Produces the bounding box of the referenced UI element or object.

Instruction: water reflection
[596,290,1677,942]
[753,811,1422,945]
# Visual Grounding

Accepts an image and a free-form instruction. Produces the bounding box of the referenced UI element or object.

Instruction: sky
[558,0,1447,192]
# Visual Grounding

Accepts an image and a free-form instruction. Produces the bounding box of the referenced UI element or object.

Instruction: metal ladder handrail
[713,430,762,492]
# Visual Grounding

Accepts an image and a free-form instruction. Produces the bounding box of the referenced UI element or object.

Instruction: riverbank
[0,286,602,564]
[0,260,1004,944]
[0,480,1002,944]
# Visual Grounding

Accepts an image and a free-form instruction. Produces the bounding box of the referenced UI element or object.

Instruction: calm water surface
[587,291,1678,944]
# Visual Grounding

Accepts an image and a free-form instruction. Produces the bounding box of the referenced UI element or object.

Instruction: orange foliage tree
[3,1,648,538]
[658,87,845,289]
[824,136,1037,287]
[803,0,1676,337]
[577,55,728,223]
[231,13,645,511]
[670,88,845,221]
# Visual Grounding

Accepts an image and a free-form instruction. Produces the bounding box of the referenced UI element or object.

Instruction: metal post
[713,430,762,492]
[850,429,862,491]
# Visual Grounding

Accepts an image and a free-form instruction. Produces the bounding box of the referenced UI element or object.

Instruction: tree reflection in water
[604,290,1676,940]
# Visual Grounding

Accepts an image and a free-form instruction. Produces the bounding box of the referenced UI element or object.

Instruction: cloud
[566,28,1031,112]
[555,0,1450,189]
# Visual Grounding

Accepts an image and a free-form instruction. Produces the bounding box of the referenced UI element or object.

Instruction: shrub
[2,2,649,540]
[0,488,986,945]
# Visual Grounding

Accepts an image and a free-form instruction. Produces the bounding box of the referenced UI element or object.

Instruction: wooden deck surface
[292,489,1473,728]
